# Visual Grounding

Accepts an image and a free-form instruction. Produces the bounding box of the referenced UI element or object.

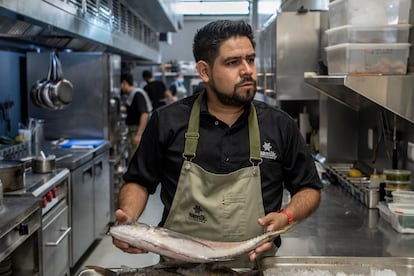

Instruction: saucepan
[32,154,56,173]
[30,52,73,110]
[30,53,54,109]
[48,53,73,109]
[0,160,25,192]
[32,152,73,173]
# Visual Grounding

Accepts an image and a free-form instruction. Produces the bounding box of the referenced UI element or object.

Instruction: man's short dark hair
[142,70,153,80]
[121,73,134,86]
[193,20,255,66]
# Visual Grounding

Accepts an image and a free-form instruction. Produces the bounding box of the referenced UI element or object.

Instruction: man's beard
[209,76,256,107]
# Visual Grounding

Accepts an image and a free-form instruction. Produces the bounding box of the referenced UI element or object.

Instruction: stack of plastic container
[325,0,412,75]
[378,167,414,233]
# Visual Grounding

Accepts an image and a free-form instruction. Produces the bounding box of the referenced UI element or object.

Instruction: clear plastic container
[384,169,411,181]
[388,203,414,229]
[328,0,412,28]
[392,190,414,203]
[325,43,411,75]
[386,180,411,190]
[378,202,414,233]
[326,24,411,45]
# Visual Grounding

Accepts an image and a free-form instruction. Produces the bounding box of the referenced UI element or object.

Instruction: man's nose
[240,60,253,76]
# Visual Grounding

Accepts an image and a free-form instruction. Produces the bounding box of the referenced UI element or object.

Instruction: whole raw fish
[110,222,293,263]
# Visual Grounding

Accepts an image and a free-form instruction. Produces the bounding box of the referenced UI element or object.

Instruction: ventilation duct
[0,0,179,62]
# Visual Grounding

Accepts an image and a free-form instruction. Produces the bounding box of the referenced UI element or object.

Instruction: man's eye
[227,60,238,65]
[247,57,255,64]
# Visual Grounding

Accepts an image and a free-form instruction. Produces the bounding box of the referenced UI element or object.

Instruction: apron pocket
[222,193,247,240]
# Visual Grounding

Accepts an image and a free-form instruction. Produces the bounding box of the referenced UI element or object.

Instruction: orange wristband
[278,209,294,224]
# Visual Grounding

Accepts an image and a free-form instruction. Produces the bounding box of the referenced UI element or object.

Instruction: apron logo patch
[188,204,207,223]
[261,142,277,160]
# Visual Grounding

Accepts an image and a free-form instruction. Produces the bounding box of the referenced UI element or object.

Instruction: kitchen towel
[299,108,312,142]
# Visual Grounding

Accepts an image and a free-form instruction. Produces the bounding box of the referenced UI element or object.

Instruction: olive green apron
[163,93,275,268]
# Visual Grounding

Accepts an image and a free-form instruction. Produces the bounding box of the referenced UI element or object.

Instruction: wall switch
[408,142,414,162]
[368,128,373,150]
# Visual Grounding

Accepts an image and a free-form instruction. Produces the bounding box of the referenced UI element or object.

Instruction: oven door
[42,199,71,276]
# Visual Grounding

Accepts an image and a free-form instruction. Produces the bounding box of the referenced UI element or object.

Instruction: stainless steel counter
[277,183,414,257]
[42,141,110,170]
[0,197,41,275]
[41,140,112,270]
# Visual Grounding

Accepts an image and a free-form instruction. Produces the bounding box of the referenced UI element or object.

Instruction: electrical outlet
[407,142,414,162]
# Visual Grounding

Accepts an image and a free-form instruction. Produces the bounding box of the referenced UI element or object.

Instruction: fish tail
[261,222,296,242]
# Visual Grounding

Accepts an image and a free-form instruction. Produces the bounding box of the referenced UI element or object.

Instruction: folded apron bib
[163,93,275,268]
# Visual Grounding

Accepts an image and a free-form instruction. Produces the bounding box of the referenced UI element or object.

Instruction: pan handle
[55,53,64,80]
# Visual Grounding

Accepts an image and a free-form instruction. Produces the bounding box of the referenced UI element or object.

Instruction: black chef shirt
[124,92,322,245]
[125,92,149,126]
[144,80,168,110]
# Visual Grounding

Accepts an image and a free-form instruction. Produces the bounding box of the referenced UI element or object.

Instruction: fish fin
[84,265,117,276]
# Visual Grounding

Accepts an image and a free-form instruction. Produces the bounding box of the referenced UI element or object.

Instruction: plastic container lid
[385,180,411,185]
[383,169,412,175]
[325,42,411,51]
[326,24,412,34]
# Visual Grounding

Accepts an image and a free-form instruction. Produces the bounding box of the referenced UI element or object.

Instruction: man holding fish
[112,19,323,269]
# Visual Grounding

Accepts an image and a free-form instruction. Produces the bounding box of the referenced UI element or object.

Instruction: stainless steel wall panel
[275,12,326,100]
[27,52,119,141]
[319,95,358,162]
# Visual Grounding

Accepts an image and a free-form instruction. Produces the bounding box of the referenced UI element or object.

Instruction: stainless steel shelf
[305,74,414,123]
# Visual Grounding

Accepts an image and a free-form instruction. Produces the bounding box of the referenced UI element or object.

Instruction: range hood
[305,74,414,123]
[0,0,181,61]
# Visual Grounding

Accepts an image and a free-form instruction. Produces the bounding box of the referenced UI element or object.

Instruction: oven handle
[45,227,71,247]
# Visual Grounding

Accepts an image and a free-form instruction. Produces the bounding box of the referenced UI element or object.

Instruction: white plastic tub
[392,190,414,203]
[325,43,411,75]
[378,202,414,233]
[329,0,412,28]
[326,24,411,45]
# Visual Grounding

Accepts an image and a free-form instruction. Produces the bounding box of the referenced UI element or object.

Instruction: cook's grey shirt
[124,92,322,228]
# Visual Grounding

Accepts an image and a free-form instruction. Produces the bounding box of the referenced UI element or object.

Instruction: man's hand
[111,209,148,254]
[248,211,289,262]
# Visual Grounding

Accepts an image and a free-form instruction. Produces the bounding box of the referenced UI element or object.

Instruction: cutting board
[60,139,105,148]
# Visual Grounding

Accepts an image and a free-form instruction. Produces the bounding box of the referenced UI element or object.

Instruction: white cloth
[127,88,153,113]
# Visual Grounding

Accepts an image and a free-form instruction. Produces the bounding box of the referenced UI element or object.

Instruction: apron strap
[183,92,262,165]
[248,105,262,165]
[183,93,203,160]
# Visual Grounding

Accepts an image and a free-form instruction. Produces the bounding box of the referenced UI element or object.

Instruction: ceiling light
[173,1,250,15]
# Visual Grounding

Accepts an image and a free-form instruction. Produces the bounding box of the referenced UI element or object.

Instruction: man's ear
[196,61,210,83]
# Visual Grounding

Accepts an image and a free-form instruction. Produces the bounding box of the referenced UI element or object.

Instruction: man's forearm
[285,187,321,222]
[135,113,149,138]
[118,183,149,222]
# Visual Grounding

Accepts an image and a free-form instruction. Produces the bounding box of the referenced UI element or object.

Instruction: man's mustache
[236,76,256,87]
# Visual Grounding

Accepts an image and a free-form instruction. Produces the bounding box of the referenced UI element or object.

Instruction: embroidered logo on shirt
[188,204,207,223]
[261,142,277,160]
